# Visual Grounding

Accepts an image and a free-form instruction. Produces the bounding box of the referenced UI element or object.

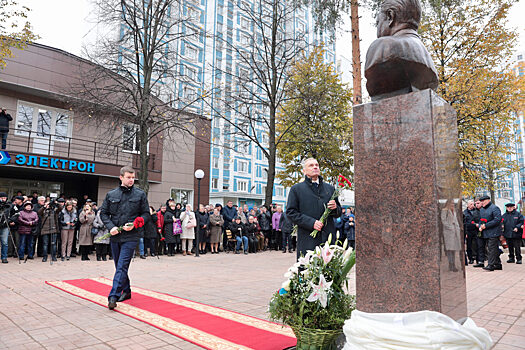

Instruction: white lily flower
[327,233,332,244]
[289,265,299,274]
[342,238,348,250]
[281,279,291,291]
[306,274,333,308]
[343,246,354,262]
[284,271,292,278]
[321,244,334,264]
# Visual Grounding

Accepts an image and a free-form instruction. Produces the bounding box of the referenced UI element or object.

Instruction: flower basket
[292,327,342,350]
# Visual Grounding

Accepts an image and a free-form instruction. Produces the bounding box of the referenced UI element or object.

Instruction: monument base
[354,89,467,320]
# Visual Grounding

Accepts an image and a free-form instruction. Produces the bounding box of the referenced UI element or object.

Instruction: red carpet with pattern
[46,277,296,349]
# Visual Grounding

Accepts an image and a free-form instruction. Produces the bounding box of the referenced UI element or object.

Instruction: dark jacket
[463,209,477,233]
[222,205,237,227]
[8,203,22,231]
[18,209,39,235]
[0,110,12,131]
[479,202,502,239]
[281,212,294,234]
[196,210,209,232]
[99,185,150,243]
[38,207,60,235]
[0,202,11,229]
[344,215,355,241]
[286,176,342,258]
[144,213,158,239]
[229,221,245,237]
[501,209,524,239]
[245,222,258,238]
[257,211,271,231]
[163,209,177,244]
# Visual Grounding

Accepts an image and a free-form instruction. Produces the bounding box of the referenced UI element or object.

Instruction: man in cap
[478,195,502,271]
[0,192,11,263]
[501,202,523,264]
[0,107,12,149]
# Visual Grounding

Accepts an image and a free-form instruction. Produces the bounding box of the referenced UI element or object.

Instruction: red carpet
[46,277,295,349]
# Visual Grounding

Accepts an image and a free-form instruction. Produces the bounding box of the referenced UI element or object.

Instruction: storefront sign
[0,152,95,173]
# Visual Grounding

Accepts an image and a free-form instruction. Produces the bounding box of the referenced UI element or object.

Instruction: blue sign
[0,151,10,165]
[0,153,95,173]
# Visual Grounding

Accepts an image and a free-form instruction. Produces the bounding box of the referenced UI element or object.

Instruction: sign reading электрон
[0,151,95,173]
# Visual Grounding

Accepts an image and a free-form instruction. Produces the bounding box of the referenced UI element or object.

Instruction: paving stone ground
[0,248,523,349]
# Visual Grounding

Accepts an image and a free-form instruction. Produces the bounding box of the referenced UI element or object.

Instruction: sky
[12,0,525,84]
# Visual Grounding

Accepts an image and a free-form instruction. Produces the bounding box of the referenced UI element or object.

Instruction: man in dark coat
[286,158,342,259]
[501,202,523,264]
[100,166,150,309]
[478,195,502,271]
[463,200,478,264]
[0,107,12,149]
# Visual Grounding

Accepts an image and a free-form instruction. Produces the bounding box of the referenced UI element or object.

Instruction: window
[186,45,198,60]
[15,102,71,140]
[297,21,305,33]
[240,33,250,45]
[237,179,248,192]
[123,124,140,153]
[223,182,229,190]
[296,8,305,18]
[224,161,230,170]
[170,188,193,206]
[261,185,266,195]
[186,65,197,80]
[241,17,250,30]
[187,7,200,21]
[211,178,219,189]
[186,26,199,40]
[518,54,523,60]
[183,86,196,100]
[261,133,269,145]
[212,156,219,168]
[238,141,249,153]
[262,167,267,179]
[276,186,284,197]
[238,160,248,173]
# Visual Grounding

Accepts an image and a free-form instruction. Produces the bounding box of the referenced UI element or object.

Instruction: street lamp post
[194,169,205,257]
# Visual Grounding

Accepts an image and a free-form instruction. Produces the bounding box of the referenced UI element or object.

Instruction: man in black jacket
[501,202,523,264]
[286,158,342,259]
[478,195,503,271]
[463,200,477,264]
[100,166,150,310]
[0,107,12,149]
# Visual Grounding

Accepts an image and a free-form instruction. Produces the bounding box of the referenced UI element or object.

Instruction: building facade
[0,43,210,208]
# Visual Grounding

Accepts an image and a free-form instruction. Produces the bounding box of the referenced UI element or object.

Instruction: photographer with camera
[7,196,24,258]
[38,199,60,262]
[0,192,11,263]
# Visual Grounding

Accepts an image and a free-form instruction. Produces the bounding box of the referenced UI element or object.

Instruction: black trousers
[508,237,522,261]
[95,243,108,257]
[465,231,477,262]
[487,237,501,267]
[476,236,486,263]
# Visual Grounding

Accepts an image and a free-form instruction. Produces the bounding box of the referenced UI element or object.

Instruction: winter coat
[0,202,12,229]
[144,213,158,239]
[245,222,258,238]
[334,214,345,232]
[163,209,178,244]
[18,209,38,235]
[479,202,502,239]
[222,205,237,227]
[38,207,59,235]
[258,211,271,231]
[281,213,294,234]
[344,215,356,241]
[60,208,77,231]
[286,176,342,258]
[78,210,95,246]
[0,110,12,131]
[180,211,196,239]
[208,213,224,243]
[229,221,245,237]
[501,210,524,239]
[156,210,165,233]
[272,212,282,230]
[463,209,477,233]
[93,211,110,244]
[196,211,209,235]
[99,185,150,243]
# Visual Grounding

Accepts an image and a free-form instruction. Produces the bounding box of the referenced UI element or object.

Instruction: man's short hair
[120,166,135,176]
[38,196,45,201]
[301,158,318,169]
[381,0,421,30]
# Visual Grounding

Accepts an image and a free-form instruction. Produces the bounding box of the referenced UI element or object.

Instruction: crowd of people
[0,189,357,264]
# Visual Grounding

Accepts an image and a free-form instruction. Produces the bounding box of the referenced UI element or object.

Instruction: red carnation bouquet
[95,217,145,243]
[310,175,353,238]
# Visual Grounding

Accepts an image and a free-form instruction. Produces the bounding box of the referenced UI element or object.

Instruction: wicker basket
[291,326,342,350]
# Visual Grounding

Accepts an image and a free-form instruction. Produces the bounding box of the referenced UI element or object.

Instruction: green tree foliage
[0,0,37,68]
[419,0,525,196]
[276,46,353,187]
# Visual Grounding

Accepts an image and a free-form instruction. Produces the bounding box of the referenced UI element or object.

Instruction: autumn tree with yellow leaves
[276,46,353,187]
[420,0,525,197]
[0,0,37,68]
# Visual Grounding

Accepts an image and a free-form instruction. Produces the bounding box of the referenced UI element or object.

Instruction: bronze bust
[365,0,438,100]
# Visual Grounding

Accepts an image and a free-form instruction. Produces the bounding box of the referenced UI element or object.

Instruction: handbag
[173,219,182,235]
[185,214,197,229]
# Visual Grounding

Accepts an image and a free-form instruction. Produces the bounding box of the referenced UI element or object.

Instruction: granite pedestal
[354,89,467,320]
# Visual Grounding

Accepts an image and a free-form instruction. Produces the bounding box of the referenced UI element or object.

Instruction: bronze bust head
[365,0,438,100]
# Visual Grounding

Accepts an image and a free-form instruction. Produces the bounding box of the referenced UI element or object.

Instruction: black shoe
[102,256,107,261]
[483,265,494,271]
[2,259,8,263]
[235,250,240,254]
[144,253,148,257]
[140,255,146,259]
[51,256,57,262]
[282,250,286,253]
[473,263,484,268]
[494,264,503,270]
[70,253,76,258]
[42,256,47,262]
[61,257,65,261]
[507,259,515,263]
[27,256,34,260]
[517,260,522,264]
[97,255,102,261]
[289,250,293,253]
[468,260,474,264]
[66,256,70,261]
[244,251,248,255]
[150,253,155,257]
[108,297,117,310]
[118,292,132,302]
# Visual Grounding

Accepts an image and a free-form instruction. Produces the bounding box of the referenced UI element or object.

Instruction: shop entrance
[0,179,64,199]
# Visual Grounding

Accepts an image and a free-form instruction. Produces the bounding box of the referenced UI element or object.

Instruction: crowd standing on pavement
[0,188,359,264]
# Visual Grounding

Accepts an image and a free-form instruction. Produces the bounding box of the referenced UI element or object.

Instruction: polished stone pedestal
[354,89,467,320]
